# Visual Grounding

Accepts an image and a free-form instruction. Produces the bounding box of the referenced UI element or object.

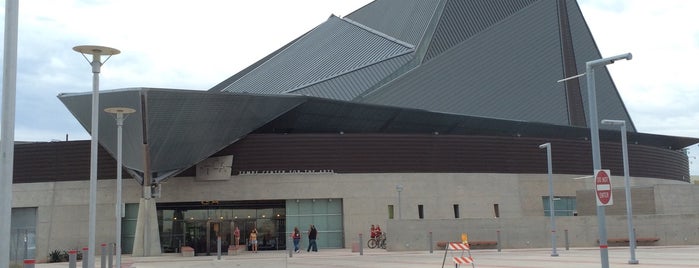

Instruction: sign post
[595,169,613,206]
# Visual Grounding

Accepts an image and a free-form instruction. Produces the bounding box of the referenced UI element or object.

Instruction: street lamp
[601,119,638,264]
[586,53,632,268]
[396,184,403,219]
[73,45,120,268]
[105,107,135,268]
[539,143,558,257]
[0,2,18,268]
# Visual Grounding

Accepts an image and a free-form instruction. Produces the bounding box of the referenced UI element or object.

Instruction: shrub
[48,249,67,263]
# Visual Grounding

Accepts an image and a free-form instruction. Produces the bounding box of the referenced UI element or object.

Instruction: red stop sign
[595,169,613,206]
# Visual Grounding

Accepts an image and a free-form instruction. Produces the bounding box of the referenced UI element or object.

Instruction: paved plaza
[34,245,699,268]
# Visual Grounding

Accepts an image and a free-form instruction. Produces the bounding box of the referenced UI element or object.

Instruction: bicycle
[367,232,386,249]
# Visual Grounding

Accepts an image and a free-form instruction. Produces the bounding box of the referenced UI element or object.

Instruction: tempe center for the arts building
[9,0,699,262]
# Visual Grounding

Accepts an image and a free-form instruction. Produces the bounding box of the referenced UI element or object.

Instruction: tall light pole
[539,143,558,257]
[0,1,18,267]
[74,45,120,268]
[396,184,403,219]
[601,119,638,264]
[105,107,135,268]
[586,53,632,268]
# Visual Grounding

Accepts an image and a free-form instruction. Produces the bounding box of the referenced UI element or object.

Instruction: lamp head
[587,52,632,67]
[104,107,136,115]
[539,143,550,149]
[601,119,625,126]
[73,45,120,56]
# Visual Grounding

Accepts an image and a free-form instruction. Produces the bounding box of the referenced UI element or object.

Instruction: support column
[131,197,161,256]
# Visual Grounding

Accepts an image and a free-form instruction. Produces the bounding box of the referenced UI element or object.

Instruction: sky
[0,0,698,174]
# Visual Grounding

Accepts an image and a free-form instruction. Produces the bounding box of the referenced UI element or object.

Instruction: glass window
[542,196,577,216]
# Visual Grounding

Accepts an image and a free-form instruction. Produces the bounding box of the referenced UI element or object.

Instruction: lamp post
[73,45,120,268]
[539,143,558,257]
[586,53,632,268]
[0,2,18,268]
[105,107,135,268]
[396,184,403,219]
[601,119,638,264]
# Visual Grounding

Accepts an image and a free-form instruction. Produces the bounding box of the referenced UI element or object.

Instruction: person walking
[291,227,302,253]
[307,224,318,252]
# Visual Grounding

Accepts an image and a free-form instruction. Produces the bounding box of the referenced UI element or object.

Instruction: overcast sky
[1,0,698,174]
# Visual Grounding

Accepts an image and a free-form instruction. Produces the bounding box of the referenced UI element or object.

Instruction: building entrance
[156,200,286,255]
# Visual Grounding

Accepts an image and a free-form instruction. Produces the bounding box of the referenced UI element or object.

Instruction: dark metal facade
[215,133,690,182]
[14,133,687,184]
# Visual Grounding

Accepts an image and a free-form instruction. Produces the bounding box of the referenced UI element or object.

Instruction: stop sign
[595,169,613,206]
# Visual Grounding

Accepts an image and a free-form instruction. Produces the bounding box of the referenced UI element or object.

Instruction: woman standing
[234,226,240,246]
[291,227,301,253]
[249,228,258,253]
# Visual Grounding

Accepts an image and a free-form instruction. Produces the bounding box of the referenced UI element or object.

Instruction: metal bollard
[23,259,35,268]
[496,230,502,252]
[429,231,433,253]
[217,236,222,260]
[288,235,293,257]
[101,243,107,268]
[359,233,363,256]
[565,229,569,250]
[82,247,88,268]
[68,250,77,268]
[108,243,113,268]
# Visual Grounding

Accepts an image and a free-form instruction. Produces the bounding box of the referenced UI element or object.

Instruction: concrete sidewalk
[36,245,699,268]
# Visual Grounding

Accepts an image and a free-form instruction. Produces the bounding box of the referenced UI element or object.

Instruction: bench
[598,237,659,245]
[436,240,498,250]
[470,241,498,248]
[181,246,194,257]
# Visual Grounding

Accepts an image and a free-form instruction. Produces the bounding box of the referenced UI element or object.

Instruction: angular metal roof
[345,0,440,46]
[357,0,635,131]
[58,0,694,185]
[217,15,414,99]
[59,89,305,183]
[423,0,538,62]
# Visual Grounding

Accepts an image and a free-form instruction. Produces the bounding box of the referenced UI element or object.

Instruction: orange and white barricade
[442,233,476,268]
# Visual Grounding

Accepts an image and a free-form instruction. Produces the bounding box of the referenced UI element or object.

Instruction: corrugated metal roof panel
[58,89,146,172]
[345,0,440,46]
[565,0,637,132]
[361,0,571,125]
[219,16,413,96]
[143,90,305,174]
[290,53,413,101]
[60,88,307,176]
[424,0,538,62]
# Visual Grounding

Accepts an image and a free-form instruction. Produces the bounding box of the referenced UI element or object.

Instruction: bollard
[108,243,113,268]
[496,230,501,252]
[429,231,433,254]
[82,247,88,268]
[23,259,35,268]
[288,235,293,258]
[565,229,569,250]
[101,243,107,268]
[358,233,363,256]
[217,236,222,260]
[68,250,77,268]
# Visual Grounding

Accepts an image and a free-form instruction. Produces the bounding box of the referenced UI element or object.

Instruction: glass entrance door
[206,221,231,255]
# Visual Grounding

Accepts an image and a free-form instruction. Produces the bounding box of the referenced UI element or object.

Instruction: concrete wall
[386,214,699,251]
[12,172,698,261]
